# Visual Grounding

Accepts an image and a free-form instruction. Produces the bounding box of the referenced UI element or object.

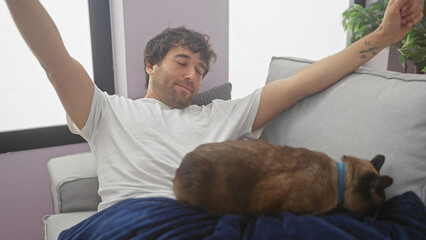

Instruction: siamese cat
[173,139,393,217]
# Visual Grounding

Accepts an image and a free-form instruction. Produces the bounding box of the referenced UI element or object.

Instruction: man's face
[145,46,206,109]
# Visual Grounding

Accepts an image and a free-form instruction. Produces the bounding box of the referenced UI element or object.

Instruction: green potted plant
[342,0,426,73]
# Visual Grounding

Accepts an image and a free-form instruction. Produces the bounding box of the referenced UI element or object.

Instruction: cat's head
[341,155,393,215]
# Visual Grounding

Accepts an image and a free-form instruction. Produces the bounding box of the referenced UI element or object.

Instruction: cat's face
[341,155,393,214]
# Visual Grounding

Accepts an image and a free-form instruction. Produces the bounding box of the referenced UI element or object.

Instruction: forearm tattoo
[360,41,378,59]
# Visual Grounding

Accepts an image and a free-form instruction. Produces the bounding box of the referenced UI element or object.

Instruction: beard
[149,65,197,109]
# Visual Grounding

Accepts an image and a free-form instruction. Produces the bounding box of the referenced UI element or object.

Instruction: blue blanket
[59,191,426,240]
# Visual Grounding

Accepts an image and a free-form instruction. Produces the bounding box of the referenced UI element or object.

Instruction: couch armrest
[47,152,101,213]
[43,211,96,240]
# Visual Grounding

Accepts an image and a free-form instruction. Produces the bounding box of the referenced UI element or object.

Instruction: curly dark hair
[143,26,217,88]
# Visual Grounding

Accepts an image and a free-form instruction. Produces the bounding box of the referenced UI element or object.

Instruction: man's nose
[184,67,196,81]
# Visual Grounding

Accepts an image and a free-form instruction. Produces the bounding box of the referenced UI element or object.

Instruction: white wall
[229,0,350,99]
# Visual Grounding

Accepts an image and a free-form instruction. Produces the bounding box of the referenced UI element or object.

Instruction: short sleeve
[67,85,107,143]
[212,88,264,139]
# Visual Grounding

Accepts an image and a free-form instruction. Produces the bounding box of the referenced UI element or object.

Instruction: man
[5,0,424,212]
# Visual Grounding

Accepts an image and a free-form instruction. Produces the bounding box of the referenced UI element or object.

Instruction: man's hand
[378,0,424,45]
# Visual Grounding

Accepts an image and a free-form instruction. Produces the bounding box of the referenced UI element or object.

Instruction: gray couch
[43,56,426,240]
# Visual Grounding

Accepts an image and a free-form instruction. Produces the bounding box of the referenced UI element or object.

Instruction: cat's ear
[359,173,392,199]
[370,155,385,172]
[370,176,393,192]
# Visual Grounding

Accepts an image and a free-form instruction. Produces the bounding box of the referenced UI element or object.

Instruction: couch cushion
[260,56,426,204]
[43,211,96,240]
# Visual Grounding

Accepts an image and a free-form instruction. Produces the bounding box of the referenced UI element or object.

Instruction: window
[229,0,350,98]
[0,0,114,153]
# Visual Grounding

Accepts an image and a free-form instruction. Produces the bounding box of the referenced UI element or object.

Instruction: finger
[402,3,423,26]
[388,0,414,18]
[412,11,424,25]
[391,0,413,9]
[402,0,422,17]
[405,12,423,27]
[400,1,422,21]
[401,0,422,17]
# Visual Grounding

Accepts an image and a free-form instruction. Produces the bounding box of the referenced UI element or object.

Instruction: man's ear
[145,61,155,75]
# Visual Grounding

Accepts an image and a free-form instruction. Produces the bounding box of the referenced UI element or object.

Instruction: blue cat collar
[337,162,344,207]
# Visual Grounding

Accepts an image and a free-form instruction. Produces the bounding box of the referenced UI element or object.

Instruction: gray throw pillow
[192,82,232,106]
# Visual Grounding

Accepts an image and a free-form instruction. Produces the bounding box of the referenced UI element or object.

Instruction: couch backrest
[260,56,426,204]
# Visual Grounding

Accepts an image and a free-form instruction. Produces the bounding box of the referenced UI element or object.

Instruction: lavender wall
[0,143,90,240]
[0,0,229,239]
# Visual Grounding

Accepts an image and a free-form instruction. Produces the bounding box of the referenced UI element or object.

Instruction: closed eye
[176,61,204,76]
[196,68,204,76]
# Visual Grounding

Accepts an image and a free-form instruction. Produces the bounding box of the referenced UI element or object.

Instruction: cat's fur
[173,139,393,217]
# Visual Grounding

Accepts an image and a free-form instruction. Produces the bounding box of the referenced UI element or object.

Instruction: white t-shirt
[68,86,263,211]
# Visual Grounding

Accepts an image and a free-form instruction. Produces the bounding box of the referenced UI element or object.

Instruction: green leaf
[398,48,413,57]
[417,62,426,71]
[354,22,362,32]
[399,54,406,68]
[357,25,368,34]
[405,34,416,45]
[417,47,426,55]
[423,66,426,72]
[342,19,348,30]
[403,40,416,49]
[408,53,425,62]
[353,4,364,11]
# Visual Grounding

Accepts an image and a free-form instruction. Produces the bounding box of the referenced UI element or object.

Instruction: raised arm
[5,0,94,129]
[252,0,424,132]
